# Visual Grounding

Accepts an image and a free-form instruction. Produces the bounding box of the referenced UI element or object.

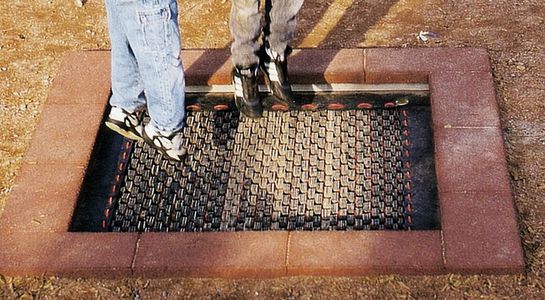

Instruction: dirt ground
[1,0,545,298]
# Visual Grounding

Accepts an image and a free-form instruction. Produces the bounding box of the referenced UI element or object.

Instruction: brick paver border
[0,48,524,277]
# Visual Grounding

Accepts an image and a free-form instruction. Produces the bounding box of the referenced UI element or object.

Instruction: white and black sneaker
[260,44,295,105]
[142,124,186,161]
[104,106,143,141]
[232,64,263,118]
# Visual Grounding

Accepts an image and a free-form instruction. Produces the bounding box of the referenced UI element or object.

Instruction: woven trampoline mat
[104,108,415,232]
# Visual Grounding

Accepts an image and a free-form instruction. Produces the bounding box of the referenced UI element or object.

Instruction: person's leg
[104,0,146,141]
[266,0,303,56]
[119,0,186,160]
[229,0,263,118]
[123,0,185,133]
[106,0,146,113]
[230,0,262,68]
[260,0,303,104]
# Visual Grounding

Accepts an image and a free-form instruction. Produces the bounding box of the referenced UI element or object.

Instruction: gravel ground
[1,0,544,298]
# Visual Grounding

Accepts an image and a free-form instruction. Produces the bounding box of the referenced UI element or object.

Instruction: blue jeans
[106,0,185,132]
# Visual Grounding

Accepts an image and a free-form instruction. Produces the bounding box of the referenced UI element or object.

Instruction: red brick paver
[0,162,85,233]
[134,232,289,278]
[364,48,491,83]
[24,104,105,164]
[287,231,444,276]
[0,233,138,277]
[429,71,501,128]
[47,51,111,105]
[434,127,512,193]
[440,191,524,274]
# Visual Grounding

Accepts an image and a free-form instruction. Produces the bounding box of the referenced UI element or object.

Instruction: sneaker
[104,106,143,141]
[142,123,186,161]
[232,64,263,118]
[260,44,295,105]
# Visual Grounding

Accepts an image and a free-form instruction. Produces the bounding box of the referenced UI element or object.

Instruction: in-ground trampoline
[0,48,524,277]
[72,89,438,233]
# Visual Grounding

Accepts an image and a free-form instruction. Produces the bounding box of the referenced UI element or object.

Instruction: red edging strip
[400,109,413,229]
[102,139,134,230]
